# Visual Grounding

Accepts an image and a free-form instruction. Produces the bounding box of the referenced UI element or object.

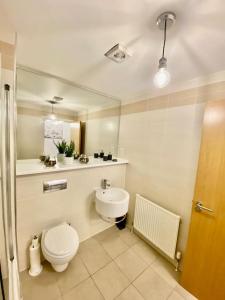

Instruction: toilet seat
[42,223,79,258]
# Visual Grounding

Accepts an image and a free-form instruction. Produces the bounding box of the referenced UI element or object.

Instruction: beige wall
[17,107,77,159]
[85,115,120,156]
[78,106,121,156]
[17,113,44,159]
[118,80,225,260]
[16,164,126,271]
[17,105,121,158]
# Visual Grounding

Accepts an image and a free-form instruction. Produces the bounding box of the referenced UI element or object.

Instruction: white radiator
[134,194,181,260]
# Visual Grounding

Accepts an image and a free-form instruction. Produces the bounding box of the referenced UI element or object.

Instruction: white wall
[16,165,126,271]
[118,103,205,256]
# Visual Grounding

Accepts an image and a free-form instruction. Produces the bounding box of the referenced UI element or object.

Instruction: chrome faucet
[102,179,111,189]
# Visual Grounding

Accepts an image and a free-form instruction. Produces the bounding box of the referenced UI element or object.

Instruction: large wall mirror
[16,67,121,160]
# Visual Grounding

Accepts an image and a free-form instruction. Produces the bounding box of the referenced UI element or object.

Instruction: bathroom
[0,1,225,300]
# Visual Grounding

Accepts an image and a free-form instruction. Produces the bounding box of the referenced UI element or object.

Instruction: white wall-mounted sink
[95,187,129,219]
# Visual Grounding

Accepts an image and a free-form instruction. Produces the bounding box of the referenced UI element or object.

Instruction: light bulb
[48,113,56,120]
[153,67,170,88]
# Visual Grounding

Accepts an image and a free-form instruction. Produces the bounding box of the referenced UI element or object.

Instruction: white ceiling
[17,68,119,113]
[1,0,225,101]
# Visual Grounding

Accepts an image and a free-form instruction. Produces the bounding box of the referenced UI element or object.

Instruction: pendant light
[49,102,56,120]
[154,12,176,88]
[46,96,63,120]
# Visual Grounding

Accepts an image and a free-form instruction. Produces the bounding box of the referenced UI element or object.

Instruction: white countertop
[16,157,128,176]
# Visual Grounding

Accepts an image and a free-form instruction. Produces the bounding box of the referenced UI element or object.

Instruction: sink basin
[95,187,129,219]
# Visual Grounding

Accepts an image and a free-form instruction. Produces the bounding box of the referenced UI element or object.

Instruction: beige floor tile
[94,225,119,242]
[175,284,198,300]
[99,232,129,259]
[133,267,173,300]
[92,261,130,300]
[18,227,185,300]
[115,285,144,300]
[56,255,89,294]
[118,228,140,246]
[20,269,32,283]
[131,240,158,265]
[78,238,111,274]
[63,278,103,300]
[151,257,179,288]
[22,263,61,300]
[115,248,148,281]
[2,279,9,300]
[168,291,185,300]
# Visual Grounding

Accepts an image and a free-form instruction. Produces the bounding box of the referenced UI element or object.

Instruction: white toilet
[41,222,79,272]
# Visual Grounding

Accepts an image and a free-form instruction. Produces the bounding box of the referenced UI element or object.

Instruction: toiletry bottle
[100,150,104,158]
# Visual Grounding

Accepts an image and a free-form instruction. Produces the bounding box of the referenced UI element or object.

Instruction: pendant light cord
[162,18,167,58]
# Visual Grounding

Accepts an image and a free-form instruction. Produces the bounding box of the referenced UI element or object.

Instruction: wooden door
[181,100,225,300]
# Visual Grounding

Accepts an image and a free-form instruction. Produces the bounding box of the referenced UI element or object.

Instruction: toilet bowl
[41,222,79,272]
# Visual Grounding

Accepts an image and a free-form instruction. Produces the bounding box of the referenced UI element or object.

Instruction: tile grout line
[20,227,187,300]
[132,266,177,299]
[91,275,107,300]
[113,254,149,284]
[78,237,113,275]
[166,288,176,300]
[94,231,141,261]
[68,230,166,299]
[54,260,91,298]
[89,231,145,299]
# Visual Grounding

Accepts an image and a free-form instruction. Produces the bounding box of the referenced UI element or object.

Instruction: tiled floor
[20,226,197,300]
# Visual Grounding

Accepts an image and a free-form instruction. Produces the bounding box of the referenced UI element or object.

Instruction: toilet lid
[44,223,79,257]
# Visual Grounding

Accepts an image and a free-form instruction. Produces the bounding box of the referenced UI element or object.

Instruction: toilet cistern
[102,179,111,189]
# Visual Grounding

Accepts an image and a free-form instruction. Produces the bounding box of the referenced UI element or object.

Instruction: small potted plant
[64,141,75,165]
[54,140,67,163]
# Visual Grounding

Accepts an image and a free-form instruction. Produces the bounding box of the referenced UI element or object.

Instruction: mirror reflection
[16,67,121,161]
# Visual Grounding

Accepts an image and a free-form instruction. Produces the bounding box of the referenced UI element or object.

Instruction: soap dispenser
[107,152,112,160]
[99,150,104,158]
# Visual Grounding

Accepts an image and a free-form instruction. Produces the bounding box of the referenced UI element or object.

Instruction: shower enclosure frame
[1,55,22,299]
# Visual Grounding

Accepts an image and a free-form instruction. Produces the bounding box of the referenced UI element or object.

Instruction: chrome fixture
[195,201,213,213]
[46,96,63,120]
[104,44,131,63]
[102,179,111,189]
[154,12,176,88]
[43,179,67,193]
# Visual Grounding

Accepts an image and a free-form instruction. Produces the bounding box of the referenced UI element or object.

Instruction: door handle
[195,201,213,213]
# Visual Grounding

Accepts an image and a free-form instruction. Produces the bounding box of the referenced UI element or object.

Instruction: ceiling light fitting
[154,12,176,88]
[46,96,63,120]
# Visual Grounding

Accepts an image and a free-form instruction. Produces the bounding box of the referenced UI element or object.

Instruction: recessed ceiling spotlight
[154,12,176,88]
[104,43,131,63]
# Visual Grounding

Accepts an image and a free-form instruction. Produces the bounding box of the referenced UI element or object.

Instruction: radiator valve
[176,251,182,261]
[175,251,182,271]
